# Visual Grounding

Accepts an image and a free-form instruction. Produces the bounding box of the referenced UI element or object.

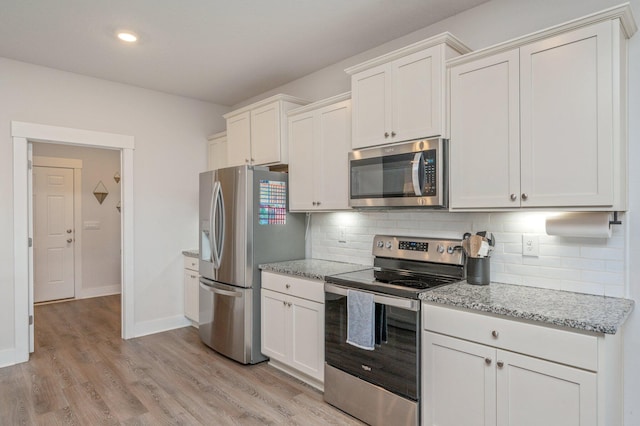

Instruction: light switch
[84,221,101,230]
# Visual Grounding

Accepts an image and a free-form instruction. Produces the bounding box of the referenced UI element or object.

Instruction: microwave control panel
[424,149,437,196]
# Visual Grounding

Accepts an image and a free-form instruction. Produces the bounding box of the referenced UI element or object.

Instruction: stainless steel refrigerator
[199,165,305,364]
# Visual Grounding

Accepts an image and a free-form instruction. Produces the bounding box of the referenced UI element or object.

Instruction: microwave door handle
[412,152,425,196]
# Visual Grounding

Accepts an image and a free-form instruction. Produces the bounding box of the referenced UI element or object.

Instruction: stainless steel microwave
[349,138,448,208]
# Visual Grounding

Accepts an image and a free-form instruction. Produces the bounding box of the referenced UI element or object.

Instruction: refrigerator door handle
[211,181,225,268]
[199,282,242,298]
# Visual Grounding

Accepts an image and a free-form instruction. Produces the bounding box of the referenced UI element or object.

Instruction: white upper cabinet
[346,33,471,149]
[224,94,309,167]
[449,5,637,210]
[207,131,227,171]
[288,93,352,211]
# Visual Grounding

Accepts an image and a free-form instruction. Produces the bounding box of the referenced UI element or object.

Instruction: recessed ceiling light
[117,31,138,43]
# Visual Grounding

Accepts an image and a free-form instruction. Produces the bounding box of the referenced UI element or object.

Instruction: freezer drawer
[198,278,266,364]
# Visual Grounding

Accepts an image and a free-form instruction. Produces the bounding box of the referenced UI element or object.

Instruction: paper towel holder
[610,211,622,226]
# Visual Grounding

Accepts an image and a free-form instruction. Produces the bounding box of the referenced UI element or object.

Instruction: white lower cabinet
[422,303,621,426]
[183,256,199,324]
[261,271,324,389]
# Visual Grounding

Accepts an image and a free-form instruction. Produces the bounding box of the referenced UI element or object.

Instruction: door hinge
[28,237,33,247]
[29,315,33,325]
[28,159,32,170]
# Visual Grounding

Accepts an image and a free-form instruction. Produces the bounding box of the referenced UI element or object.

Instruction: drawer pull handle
[484,357,492,366]
[497,361,504,368]
[491,330,499,338]
[285,284,291,289]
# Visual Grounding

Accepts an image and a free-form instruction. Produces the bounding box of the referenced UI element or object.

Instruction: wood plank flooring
[0,295,364,425]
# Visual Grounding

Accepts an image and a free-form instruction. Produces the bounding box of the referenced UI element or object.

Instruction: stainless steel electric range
[323,235,465,426]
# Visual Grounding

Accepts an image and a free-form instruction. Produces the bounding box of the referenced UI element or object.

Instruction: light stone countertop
[259,259,370,281]
[182,249,198,258]
[419,281,634,335]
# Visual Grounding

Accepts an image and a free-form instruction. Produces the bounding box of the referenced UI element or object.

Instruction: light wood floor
[0,295,364,425]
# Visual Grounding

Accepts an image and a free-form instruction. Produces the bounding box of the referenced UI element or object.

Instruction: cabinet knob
[491,330,499,338]
[251,158,255,162]
[283,300,287,306]
[190,275,197,279]
[510,193,517,201]
[67,229,72,234]
[484,357,492,365]
[245,159,249,163]
[391,131,396,137]
[497,361,504,368]
[521,193,528,201]
[316,201,321,206]
[67,238,73,243]
[384,132,389,138]
[287,302,292,307]
[285,284,290,289]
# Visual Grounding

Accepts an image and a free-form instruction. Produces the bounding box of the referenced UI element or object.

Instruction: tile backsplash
[309,210,626,297]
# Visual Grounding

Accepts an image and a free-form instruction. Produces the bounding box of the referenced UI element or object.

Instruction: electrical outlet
[522,234,539,257]
[338,227,347,243]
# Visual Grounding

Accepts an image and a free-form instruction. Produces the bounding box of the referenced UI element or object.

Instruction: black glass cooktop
[324,268,459,299]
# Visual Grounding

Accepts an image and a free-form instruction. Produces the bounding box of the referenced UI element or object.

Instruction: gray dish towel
[346,289,375,350]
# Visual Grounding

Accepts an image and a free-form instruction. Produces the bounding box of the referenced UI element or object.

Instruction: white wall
[237,0,640,423]
[0,57,228,356]
[32,143,122,298]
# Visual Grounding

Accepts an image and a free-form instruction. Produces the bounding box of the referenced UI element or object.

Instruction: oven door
[324,283,420,400]
[349,138,447,208]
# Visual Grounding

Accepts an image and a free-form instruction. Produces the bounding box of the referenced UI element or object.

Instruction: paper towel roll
[545,212,612,238]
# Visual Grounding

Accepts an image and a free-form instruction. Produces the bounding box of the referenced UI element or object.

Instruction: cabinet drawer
[261,272,324,303]
[184,256,199,271]
[423,303,598,371]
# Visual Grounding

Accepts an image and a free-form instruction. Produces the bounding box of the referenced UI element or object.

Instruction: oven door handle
[324,283,420,311]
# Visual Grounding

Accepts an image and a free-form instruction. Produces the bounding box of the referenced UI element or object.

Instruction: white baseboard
[0,347,25,368]
[78,284,121,300]
[133,314,192,338]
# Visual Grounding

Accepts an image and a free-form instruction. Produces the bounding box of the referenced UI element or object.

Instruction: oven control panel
[373,235,464,265]
[398,240,429,252]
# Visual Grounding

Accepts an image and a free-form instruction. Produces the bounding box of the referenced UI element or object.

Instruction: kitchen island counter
[260,259,369,281]
[420,281,634,334]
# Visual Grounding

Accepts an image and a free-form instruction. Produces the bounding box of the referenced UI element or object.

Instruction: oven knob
[385,241,393,249]
[447,246,455,254]
[376,240,384,248]
[437,244,445,254]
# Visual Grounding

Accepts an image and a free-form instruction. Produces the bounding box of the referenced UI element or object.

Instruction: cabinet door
[423,332,496,426]
[290,297,324,382]
[226,111,251,167]
[288,112,316,211]
[261,289,289,362]
[351,64,391,149]
[317,99,351,210]
[251,101,281,165]
[496,350,597,426]
[392,46,442,141]
[184,270,199,322]
[208,136,227,171]
[449,49,521,208]
[520,21,613,207]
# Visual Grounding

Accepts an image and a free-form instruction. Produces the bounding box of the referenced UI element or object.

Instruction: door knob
[67,238,73,243]
[66,229,72,233]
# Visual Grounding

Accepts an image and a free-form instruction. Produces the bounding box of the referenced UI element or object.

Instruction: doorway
[12,121,135,365]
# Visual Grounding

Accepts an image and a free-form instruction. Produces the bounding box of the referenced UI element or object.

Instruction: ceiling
[0,0,488,106]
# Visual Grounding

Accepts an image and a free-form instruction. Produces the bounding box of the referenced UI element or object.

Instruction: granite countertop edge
[420,281,635,335]
[182,249,199,258]
[259,259,370,281]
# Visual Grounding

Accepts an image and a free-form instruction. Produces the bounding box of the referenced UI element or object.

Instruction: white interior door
[33,166,75,303]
